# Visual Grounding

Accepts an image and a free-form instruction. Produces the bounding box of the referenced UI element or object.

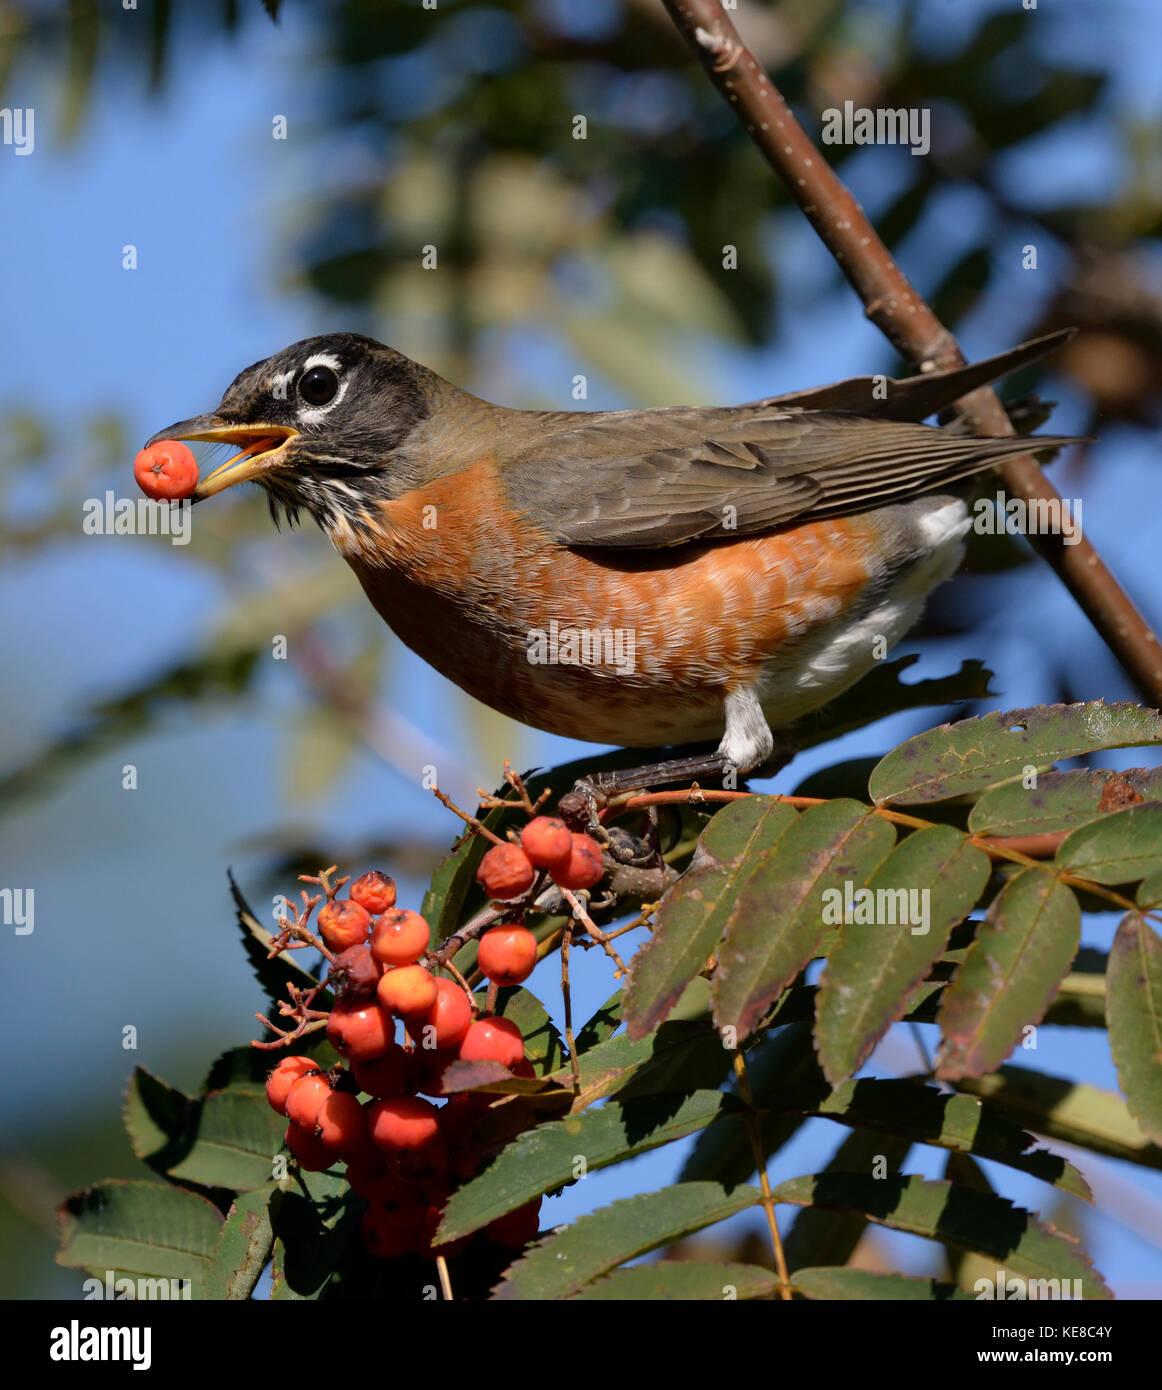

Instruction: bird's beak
[144,416,300,500]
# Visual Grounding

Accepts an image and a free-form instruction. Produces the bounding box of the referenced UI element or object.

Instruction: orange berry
[317,898,371,952]
[477,924,538,986]
[284,1072,332,1130]
[352,1046,412,1099]
[285,1122,335,1172]
[366,1095,441,1153]
[326,997,395,1062]
[349,870,397,915]
[458,1016,525,1069]
[377,964,438,1019]
[521,816,573,870]
[370,909,431,968]
[551,833,604,890]
[476,842,536,900]
[133,440,199,501]
[316,1089,368,1155]
[407,976,474,1052]
[264,1055,320,1115]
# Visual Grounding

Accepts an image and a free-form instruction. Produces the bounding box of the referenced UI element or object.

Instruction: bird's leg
[559,740,795,837]
[560,690,793,835]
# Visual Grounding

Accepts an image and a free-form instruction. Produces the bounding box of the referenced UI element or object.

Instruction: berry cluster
[264,870,543,1261]
[473,817,604,982]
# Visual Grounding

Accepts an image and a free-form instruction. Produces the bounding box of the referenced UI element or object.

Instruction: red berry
[326,997,395,1062]
[284,1072,332,1130]
[264,1055,320,1115]
[521,816,573,870]
[365,1170,422,1207]
[317,898,371,952]
[133,440,199,501]
[330,943,381,998]
[477,924,538,986]
[343,1152,387,1199]
[476,842,536,900]
[285,1122,335,1172]
[409,1047,460,1098]
[370,909,431,968]
[349,870,397,916]
[487,1196,542,1248]
[316,1089,368,1155]
[458,1016,525,1068]
[407,977,474,1052]
[367,1095,441,1153]
[551,833,604,890]
[352,1046,412,1099]
[360,1202,423,1259]
[377,964,438,1020]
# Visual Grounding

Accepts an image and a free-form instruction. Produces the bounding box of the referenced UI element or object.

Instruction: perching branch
[662,0,1162,708]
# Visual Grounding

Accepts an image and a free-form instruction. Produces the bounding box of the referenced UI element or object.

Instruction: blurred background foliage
[4,0,1162,1296]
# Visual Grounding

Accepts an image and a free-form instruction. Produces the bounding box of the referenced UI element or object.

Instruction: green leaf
[1139,873,1162,908]
[57,1181,223,1295]
[795,1268,974,1300]
[714,800,897,1039]
[202,1186,276,1301]
[1107,913,1162,1145]
[270,1168,356,1301]
[492,1182,765,1300]
[439,1090,731,1242]
[123,1068,193,1177]
[766,1079,1091,1200]
[1056,803,1162,884]
[575,989,623,1050]
[784,1130,912,1274]
[165,1089,288,1192]
[936,870,1080,1080]
[869,702,1162,805]
[816,826,991,1083]
[625,797,799,1038]
[955,1065,1162,1171]
[769,1173,1111,1298]
[551,1012,729,1109]
[680,1021,823,1185]
[968,768,1162,836]
[567,1262,778,1301]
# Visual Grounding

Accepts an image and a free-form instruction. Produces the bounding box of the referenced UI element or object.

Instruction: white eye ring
[295,353,348,423]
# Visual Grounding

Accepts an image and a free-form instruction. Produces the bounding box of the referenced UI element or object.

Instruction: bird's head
[147,333,433,529]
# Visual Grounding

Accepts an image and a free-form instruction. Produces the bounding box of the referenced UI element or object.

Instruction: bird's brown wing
[743,329,1074,420]
[503,408,1081,549]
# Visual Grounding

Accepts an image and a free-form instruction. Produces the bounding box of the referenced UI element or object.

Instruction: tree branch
[662,0,1162,707]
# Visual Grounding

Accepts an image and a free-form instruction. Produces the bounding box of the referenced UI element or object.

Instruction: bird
[146,330,1079,787]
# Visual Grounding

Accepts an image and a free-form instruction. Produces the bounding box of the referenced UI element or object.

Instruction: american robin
[147,330,1078,784]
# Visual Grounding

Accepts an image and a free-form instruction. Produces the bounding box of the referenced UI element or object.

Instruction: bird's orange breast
[327,458,881,744]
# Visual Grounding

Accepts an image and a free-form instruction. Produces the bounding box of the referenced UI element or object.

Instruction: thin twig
[731,1048,792,1300]
[661,0,1162,706]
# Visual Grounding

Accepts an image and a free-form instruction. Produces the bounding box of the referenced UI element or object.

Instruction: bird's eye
[298,365,339,407]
